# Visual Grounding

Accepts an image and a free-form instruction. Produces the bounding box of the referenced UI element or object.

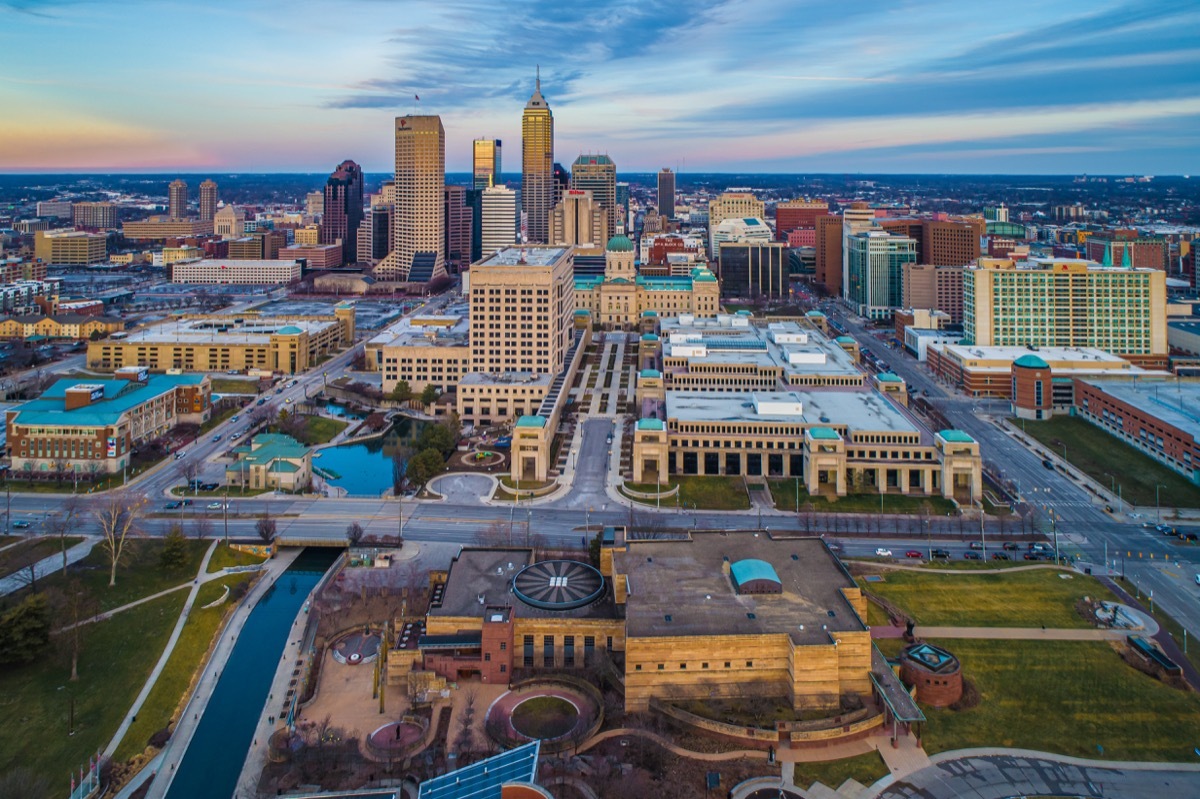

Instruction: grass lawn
[1020,415,1200,508]
[12,539,209,613]
[873,638,906,658]
[206,543,267,573]
[113,574,254,762]
[675,476,750,511]
[295,415,348,446]
[0,592,187,795]
[210,378,260,395]
[0,536,83,577]
[859,568,1116,628]
[793,751,889,791]
[167,486,273,499]
[767,480,958,515]
[921,639,1200,761]
[510,696,578,739]
[200,405,241,434]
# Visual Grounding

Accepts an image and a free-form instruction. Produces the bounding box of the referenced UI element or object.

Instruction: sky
[1,0,1199,174]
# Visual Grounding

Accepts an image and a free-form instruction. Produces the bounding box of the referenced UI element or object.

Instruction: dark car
[1181,531,1198,542]
[200,482,219,491]
[181,499,193,507]
[930,548,951,559]
[964,551,982,560]
[1002,542,1020,551]
[164,501,182,509]
[1042,459,1055,470]
[991,552,1010,560]
[12,520,31,529]
[1023,552,1040,560]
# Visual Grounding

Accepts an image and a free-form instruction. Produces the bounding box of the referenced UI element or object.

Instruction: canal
[315,415,430,497]
[164,548,340,799]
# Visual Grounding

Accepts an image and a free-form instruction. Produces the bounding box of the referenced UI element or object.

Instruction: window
[746,661,753,668]
[724,661,731,668]
[500,664,506,673]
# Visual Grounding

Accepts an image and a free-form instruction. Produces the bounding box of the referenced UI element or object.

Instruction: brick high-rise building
[72,202,118,230]
[198,179,219,222]
[551,188,609,249]
[168,179,188,219]
[879,217,984,267]
[902,263,965,323]
[1085,237,1167,271]
[320,160,365,265]
[444,185,473,269]
[657,167,675,219]
[775,199,828,242]
[814,214,843,296]
[521,72,554,244]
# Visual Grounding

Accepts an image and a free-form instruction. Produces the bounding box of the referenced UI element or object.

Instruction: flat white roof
[666,388,920,436]
[1079,379,1200,441]
[110,315,338,346]
[476,246,569,267]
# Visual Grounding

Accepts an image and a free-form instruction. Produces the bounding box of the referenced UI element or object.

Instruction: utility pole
[222,489,229,544]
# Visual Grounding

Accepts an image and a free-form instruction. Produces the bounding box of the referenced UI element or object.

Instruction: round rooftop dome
[512,560,605,611]
[1013,353,1049,369]
[606,234,634,252]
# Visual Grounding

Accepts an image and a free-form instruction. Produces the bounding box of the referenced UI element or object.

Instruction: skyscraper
[198,179,219,222]
[444,185,473,269]
[480,185,517,257]
[320,159,365,264]
[473,138,502,190]
[521,71,554,244]
[571,154,616,238]
[657,168,675,219]
[845,231,917,320]
[378,115,446,282]
[168,179,188,219]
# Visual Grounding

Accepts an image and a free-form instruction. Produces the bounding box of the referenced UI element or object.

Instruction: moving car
[206,502,227,510]
[212,434,222,442]
[905,550,922,559]
[875,548,893,557]
[164,501,181,509]
[964,551,982,560]
[931,549,950,559]
[1042,459,1055,470]
[1002,542,1020,551]
[991,552,1010,560]
[12,520,31,529]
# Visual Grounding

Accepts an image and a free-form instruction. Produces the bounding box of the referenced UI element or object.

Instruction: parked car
[964,551,982,560]
[969,541,984,550]
[200,482,219,491]
[1042,459,1054,470]
[875,548,893,558]
[905,550,923,559]
[12,520,31,529]
[1023,552,1040,560]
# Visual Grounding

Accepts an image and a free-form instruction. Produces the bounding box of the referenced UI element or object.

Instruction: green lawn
[858,568,1117,628]
[295,415,348,446]
[767,480,958,515]
[0,536,83,577]
[921,639,1200,761]
[206,543,267,573]
[793,751,889,791]
[510,696,578,739]
[0,592,187,795]
[210,378,260,395]
[113,575,254,762]
[12,539,209,613]
[1020,415,1200,508]
[675,476,750,511]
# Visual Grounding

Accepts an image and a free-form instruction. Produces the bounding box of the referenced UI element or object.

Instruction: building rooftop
[659,317,862,379]
[237,433,310,467]
[9,374,206,428]
[1077,379,1200,442]
[636,418,665,431]
[108,314,341,346]
[1013,354,1049,369]
[417,740,540,799]
[515,415,546,429]
[665,388,919,436]
[614,533,866,645]
[370,310,470,349]
[606,234,634,252]
[475,246,569,268]
[937,430,975,444]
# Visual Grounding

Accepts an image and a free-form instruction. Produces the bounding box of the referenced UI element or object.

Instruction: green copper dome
[606,235,634,252]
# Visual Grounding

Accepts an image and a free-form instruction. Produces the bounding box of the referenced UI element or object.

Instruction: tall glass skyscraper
[521,72,554,244]
[473,138,502,190]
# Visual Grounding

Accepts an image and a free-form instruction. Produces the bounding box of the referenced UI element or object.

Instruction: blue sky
[1,0,1198,173]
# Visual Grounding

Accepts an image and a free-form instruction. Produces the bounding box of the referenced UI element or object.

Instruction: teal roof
[1013,354,1049,369]
[573,276,604,290]
[9,374,207,428]
[635,275,692,291]
[239,433,310,468]
[606,234,634,252]
[515,415,546,429]
[835,336,855,344]
[640,333,659,341]
[636,418,664,431]
[730,559,780,589]
[876,372,902,383]
[574,309,591,315]
[639,368,661,378]
[808,427,841,440]
[276,325,303,335]
[938,430,975,443]
[805,310,826,317]
[690,267,717,283]
[736,310,752,316]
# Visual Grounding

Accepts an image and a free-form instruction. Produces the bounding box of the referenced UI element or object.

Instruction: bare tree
[177,459,201,493]
[255,511,277,543]
[93,490,146,586]
[54,578,98,682]
[45,495,82,576]
[192,511,213,541]
[51,456,69,487]
[345,521,364,546]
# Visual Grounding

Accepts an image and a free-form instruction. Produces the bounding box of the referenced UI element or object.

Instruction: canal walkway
[0,535,99,597]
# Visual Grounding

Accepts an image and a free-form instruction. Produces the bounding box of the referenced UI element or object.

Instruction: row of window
[635,660,753,671]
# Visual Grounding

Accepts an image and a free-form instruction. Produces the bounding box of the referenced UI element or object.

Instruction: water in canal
[164,548,340,799]
[314,416,429,497]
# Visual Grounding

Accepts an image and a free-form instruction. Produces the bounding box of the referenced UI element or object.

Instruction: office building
[375,309,471,394]
[168,179,188,219]
[1085,236,1167,271]
[927,344,1159,400]
[983,205,1009,223]
[213,205,246,238]
[71,202,118,230]
[657,167,675,219]
[226,230,286,260]
[840,203,877,300]
[0,260,48,282]
[88,305,355,374]
[480,185,517,257]
[357,205,391,266]
[708,192,765,253]
[964,256,1168,366]
[294,225,321,246]
[444,185,473,268]
[814,214,843,296]
[521,73,555,244]
[305,191,324,216]
[901,263,964,323]
[570,154,617,238]
[320,159,364,265]
[6,369,212,476]
[879,217,983,268]
[377,115,445,283]
[278,244,342,270]
[711,216,773,250]
[169,259,302,284]
[550,189,609,249]
[845,231,917,320]
[716,241,790,299]
[473,138,502,190]
[36,200,73,220]
[122,218,214,240]
[775,199,828,241]
[33,230,107,265]
[198,179,218,222]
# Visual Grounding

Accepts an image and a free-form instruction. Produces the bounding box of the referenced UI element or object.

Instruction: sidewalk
[132,547,303,799]
[0,535,99,597]
[912,625,1130,641]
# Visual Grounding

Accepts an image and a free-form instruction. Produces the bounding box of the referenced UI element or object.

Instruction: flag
[414,94,420,101]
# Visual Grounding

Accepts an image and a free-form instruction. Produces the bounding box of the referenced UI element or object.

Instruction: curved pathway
[0,535,99,597]
[578,727,769,762]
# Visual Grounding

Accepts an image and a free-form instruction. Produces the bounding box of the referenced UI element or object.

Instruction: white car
[206,502,227,510]
[875,548,893,558]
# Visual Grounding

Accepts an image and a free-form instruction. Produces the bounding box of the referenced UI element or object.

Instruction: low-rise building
[33,229,107,265]
[227,433,312,492]
[0,313,124,341]
[122,217,214,241]
[279,243,342,270]
[169,259,302,285]
[5,368,211,477]
[372,310,471,394]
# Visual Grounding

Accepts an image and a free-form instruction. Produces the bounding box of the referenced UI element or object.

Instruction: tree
[45,495,81,576]
[160,524,190,571]
[406,448,445,488]
[53,579,97,682]
[191,511,213,541]
[51,456,69,487]
[0,594,51,665]
[417,424,456,458]
[419,384,439,407]
[255,512,277,544]
[389,380,412,403]
[391,444,414,495]
[178,458,201,493]
[93,490,145,587]
[345,521,364,546]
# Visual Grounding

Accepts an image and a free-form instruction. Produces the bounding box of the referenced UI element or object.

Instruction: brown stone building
[901,263,964,323]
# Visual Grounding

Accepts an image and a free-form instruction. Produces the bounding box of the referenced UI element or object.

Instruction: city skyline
[1,0,1199,174]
